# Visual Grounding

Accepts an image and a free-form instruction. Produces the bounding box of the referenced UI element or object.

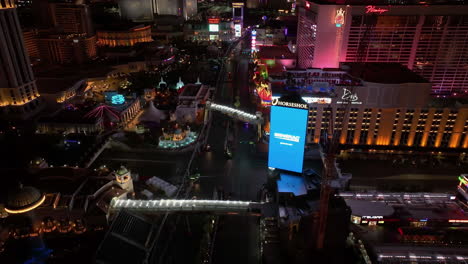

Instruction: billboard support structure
[232,2,244,38]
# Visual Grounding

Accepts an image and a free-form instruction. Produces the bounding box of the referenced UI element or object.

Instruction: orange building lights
[97,25,152,47]
[307,107,468,150]
[5,195,46,214]
[0,0,15,9]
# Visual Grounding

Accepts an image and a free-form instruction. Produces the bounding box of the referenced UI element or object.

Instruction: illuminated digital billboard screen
[209,24,219,32]
[268,105,308,173]
[234,24,241,37]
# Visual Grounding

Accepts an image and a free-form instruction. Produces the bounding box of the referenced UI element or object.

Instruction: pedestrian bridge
[206,102,263,125]
[109,199,263,215]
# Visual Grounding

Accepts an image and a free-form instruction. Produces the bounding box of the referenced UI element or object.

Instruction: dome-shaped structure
[115,165,129,176]
[139,101,166,124]
[5,184,45,214]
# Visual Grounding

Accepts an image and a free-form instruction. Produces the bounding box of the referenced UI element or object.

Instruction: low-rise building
[342,176,468,264]
[0,166,134,245]
[270,63,468,151]
[97,24,152,47]
[37,108,104,134]
[36,78,86,104]
[176,84,212,123]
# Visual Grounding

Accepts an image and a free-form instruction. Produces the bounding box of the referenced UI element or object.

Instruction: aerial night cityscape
[1,0,468,263]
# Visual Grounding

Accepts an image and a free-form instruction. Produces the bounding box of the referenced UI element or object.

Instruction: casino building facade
[96,25,152,47]
[297,1,468,97]
[0,0,43,119]
[270,63,468,151]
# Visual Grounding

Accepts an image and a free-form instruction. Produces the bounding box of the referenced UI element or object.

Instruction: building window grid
[347,15,468,96]
[413,24,468,95]
[391,110,402,144]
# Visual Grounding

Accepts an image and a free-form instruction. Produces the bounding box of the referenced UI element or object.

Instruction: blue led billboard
[268,105,308,173]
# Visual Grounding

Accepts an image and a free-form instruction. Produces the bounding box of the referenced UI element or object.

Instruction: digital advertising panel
[234,24,242,37]
[209,24,219,32]
[268,104,308,173]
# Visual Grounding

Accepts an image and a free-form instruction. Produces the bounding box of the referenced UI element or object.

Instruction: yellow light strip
[4,195,46,214]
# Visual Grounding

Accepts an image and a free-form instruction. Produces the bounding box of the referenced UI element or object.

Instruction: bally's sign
[337,88,362,105]
[271,98,308,109]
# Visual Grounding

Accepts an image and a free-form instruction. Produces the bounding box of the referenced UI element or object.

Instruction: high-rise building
[22,29,39,60]
[152,0,197,19]
[37,34,97,64]
[182,0,197,20]
[297,1,468,97]
[118,0,153,22]
[118,0,197,21]
[50,3,94,35]
[32,0,54,29]
[0,1,42,119]
[297,6,316,69]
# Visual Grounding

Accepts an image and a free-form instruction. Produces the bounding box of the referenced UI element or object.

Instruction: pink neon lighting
[365,5,389,14]
[85,104,121,121]
[164,55,175,62]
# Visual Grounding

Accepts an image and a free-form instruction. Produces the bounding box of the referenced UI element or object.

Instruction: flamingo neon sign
[365,5,389,14]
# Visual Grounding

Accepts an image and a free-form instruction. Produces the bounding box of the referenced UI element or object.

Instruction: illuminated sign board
[234,24,241,37]
[362,216,384,219]
[271,98,308,109]
[365,5,389,14]
[251,30,257,52]
[268,105,308,173]
[303,97,331,104]
[209,24,219,32]
[449,219,468,223]
[335,8,345,27]
[337,88,362,104]
[232,2,244,8]
[208,18,220,24]
[272,96,330,105]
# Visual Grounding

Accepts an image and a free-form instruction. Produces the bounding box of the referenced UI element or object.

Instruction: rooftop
[179,84,202,97]
[345,199,395,217]
[97,23,150,32]
[5,184,44,212]
[36,77,85,94]
[39,107,98,124]
[342,62,429,84]
[277,174,308,196]
[258,46,295,60]
[340,191,468,221]
[96,210,154,264]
